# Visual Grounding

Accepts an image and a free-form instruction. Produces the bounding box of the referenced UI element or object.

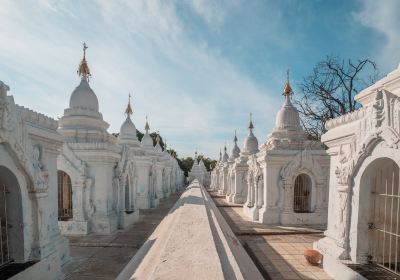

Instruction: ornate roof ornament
[77,42,91,82]
[234,129,238,142]
[283,69,293,97]
[248,113,254,130]
[125,93,133,116]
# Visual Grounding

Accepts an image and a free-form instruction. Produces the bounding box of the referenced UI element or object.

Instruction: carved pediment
[247,155,261,183]
[334,89,400,187]
[279,149,324,185]
[0,82,50,193]
[61,143,86,174]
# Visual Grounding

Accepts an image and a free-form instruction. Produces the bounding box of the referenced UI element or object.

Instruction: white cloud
[353,0,400,71]
[184,0,237,25]
[0,0,275,158]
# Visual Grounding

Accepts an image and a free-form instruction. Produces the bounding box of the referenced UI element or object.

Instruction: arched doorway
[57,170,73,221]
[293,174,312,213]
[363,158,400,275]
[0,166,24,265]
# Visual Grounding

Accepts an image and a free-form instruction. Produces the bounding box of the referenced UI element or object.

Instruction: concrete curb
[117,180,263,280]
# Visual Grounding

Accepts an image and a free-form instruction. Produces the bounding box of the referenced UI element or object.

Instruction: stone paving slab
[241,235,332,280]
[62,192,182,280]
[212,196,332,280]
[219,205,324,235]
[213,197,244,207]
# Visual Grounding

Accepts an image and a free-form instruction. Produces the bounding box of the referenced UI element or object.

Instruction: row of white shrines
[208,64,400,279]
[0,46,185,278]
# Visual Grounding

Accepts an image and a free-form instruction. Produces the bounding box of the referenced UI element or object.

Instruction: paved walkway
[62,192,182,280]
[211,193,332,280]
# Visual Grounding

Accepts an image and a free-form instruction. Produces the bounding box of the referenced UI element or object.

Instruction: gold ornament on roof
[77,42,91,81]
[156,131,161,143]
[248,113,254,129]
[125,93,133,115]
[283,69,293,96]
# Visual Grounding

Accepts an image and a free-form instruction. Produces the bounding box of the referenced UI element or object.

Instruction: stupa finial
[248,113,254,130]
[125,93,133,116]
[77,42,91,81]
[283,69,293,97]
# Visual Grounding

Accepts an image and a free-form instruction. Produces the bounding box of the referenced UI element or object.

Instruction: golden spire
[248,113,254,130]
[125,93,133,116]
[77,42,91,81]
[283,69,293,96]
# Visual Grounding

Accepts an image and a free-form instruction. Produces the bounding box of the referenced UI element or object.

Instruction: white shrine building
[226,121,259,204]
[244,79,330,225]
[188,152,210,186]
[0,81,69,278]
[209,150,221,191]
[315,65,400,279]
[57,45,126,235]
[216,145,230,195]
[57,45,185,235]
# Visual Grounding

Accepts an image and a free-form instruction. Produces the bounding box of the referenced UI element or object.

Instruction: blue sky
[0,0,399,158]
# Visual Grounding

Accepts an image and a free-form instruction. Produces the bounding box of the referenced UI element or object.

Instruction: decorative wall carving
[279,149,325,185]
[333,90,400,187]
[0,81,54,193]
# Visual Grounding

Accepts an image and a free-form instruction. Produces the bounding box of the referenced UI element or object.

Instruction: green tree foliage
[178,157,194,177]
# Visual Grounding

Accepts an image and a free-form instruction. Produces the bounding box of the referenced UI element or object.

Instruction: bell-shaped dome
[119,95,138,141]
[141,119,154,148]
[119,116,137,140]
[229,131,240,161]
[69,78,99,112]
[222,145,229,162]
[243,130,259,155]
[141,133,153,148]
[242,115,259,155]
[274,79,302,132]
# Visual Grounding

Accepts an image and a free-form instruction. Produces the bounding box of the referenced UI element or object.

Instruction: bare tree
[294,56,378,140]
